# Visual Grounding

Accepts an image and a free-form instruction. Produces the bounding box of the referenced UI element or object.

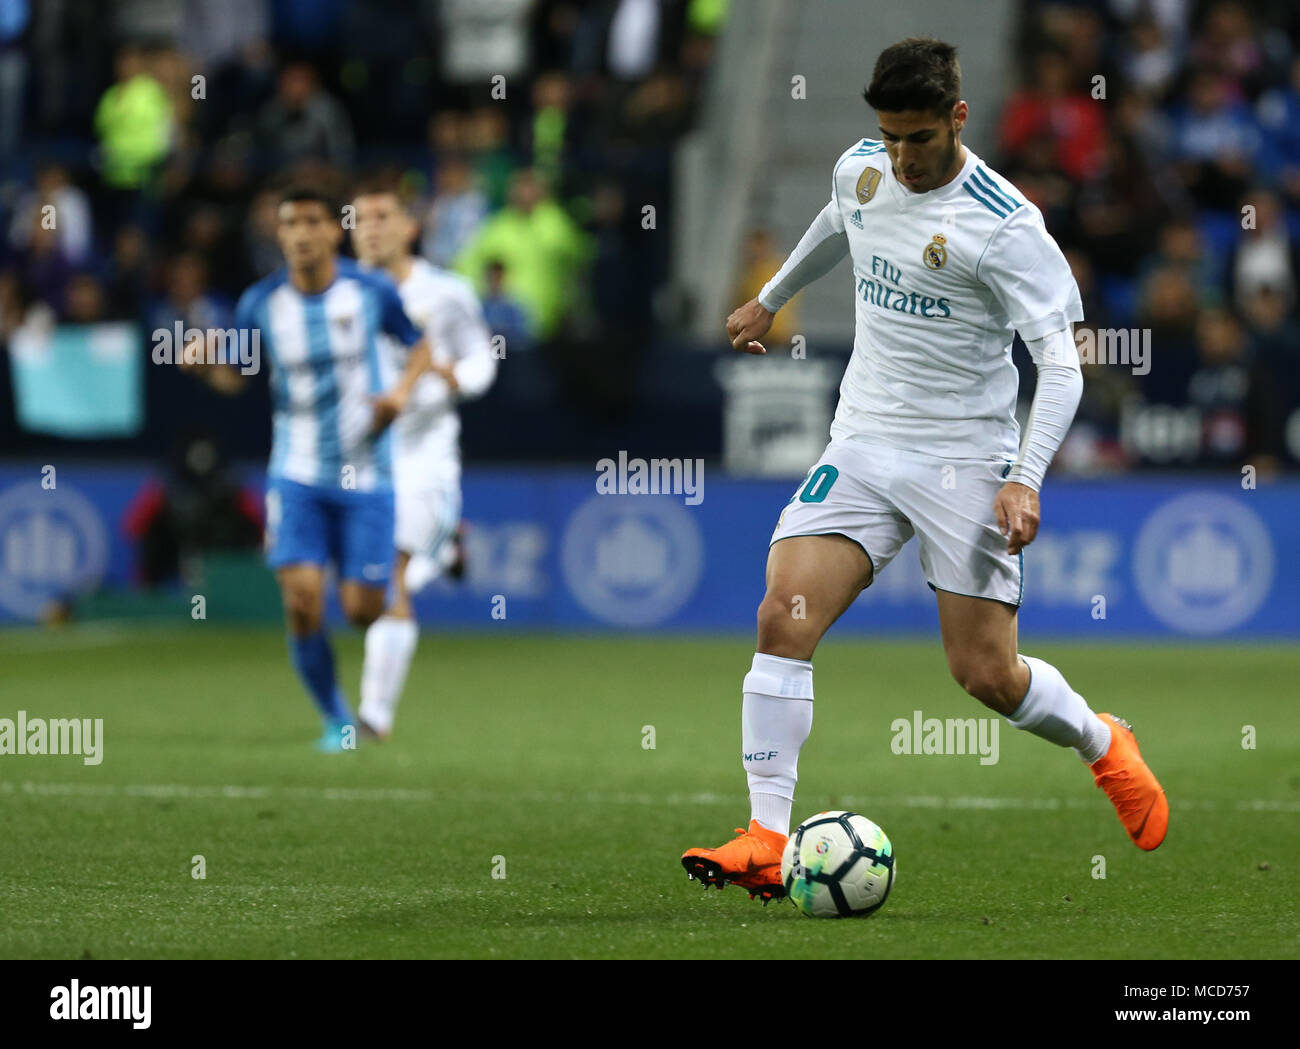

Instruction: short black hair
[864,38,961,115]
[279,185,337,215]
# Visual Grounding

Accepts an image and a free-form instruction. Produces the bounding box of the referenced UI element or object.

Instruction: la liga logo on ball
[781,811,896,918]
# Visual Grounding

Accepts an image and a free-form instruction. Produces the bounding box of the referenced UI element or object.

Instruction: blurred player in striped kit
[351,181,498,739]
[190,186,433,751]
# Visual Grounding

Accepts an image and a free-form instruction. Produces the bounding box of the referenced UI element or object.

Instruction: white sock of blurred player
[360,614,418,737]
[359,549,425,737]
[742,652,814,836]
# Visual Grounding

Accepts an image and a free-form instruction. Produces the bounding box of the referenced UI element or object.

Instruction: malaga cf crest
[856,168,881,204]
[923,234,947,270]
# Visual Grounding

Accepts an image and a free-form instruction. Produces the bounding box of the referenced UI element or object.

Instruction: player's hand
[370,389,407,433]
[726,297,775,355]
[994,482,1040,555]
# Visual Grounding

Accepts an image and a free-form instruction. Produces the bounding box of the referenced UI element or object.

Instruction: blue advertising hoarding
[0,464,1295,638]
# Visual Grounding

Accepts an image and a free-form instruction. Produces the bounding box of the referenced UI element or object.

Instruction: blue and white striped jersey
[234,258,421,491]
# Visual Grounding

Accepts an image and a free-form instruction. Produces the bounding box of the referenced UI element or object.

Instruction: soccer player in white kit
[682,39,1168,902]
[351,183,498,739]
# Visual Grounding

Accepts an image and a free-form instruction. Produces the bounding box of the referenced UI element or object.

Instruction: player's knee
[341,592,384,629]
[756,592,816,660]
[949,657,1020,713]
[282,587,323,635]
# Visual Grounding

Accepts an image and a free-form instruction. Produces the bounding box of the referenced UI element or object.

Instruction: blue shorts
[264,478,394,587]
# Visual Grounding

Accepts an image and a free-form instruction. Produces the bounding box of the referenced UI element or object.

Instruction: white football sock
[742,652,814,836]
[359,615,419,735]
[1007,655,1111,763]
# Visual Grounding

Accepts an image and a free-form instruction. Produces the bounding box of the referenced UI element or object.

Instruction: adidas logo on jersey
[850,209,864,229]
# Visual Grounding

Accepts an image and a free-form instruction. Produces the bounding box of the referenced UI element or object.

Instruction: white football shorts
[770,438,1024,606]
[394,479,462,568]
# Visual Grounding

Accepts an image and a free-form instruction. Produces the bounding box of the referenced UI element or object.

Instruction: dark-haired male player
[199,187,433,751]
[682,38,1167,901]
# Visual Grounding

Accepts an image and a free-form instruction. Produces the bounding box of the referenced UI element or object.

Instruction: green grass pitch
[1,625,1296,959]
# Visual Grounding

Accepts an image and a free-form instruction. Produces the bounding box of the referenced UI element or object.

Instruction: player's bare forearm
[726,297,774,355]
[993,481,1040,555]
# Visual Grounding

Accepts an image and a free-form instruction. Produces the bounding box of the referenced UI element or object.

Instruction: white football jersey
[387,257,497,486]
[764,142,1083,461]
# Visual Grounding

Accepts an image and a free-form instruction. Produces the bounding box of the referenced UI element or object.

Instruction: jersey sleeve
[976,207,1084,342]
[377,280,422,347]
[443,284,497,400]
[757,200,848,312]
[1009,327,1084,492]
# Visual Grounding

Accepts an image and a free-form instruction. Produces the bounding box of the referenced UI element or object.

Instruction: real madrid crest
[856,167,881,204]
[923,233,947,270]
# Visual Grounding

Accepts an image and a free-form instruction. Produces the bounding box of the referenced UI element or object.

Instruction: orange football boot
[681,820,788,902]
[1090,713,1169,851]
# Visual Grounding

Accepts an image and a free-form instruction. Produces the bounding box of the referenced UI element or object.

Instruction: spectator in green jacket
[94,45,173,191]
[455,168,592,340]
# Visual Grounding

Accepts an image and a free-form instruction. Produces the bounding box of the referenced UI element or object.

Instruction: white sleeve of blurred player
[757,199,848,313]
[443,281,497,401]
[1007,326,1083,492]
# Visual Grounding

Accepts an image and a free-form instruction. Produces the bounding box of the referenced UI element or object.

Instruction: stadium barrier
[0,465,1294,638]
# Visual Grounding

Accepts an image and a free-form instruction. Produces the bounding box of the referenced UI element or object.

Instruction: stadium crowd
[0,0,1296,473]
[1004,0,1300,473]
[0,0,725,430]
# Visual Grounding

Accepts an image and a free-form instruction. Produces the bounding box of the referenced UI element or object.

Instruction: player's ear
[952,100,968,134]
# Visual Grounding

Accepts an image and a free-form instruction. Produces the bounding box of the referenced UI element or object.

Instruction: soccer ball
[781,811,896,918]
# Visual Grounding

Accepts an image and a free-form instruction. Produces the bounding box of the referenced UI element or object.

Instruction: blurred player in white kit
[351,181,498,739]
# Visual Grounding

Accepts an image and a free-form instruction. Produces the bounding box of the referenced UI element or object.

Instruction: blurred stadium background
[1,0,1297,639]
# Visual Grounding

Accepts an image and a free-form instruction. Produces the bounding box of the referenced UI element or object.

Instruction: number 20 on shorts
[797,465,839,504]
